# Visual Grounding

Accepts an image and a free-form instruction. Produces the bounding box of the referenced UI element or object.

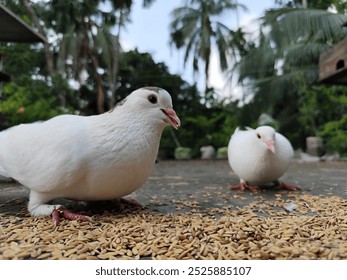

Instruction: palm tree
[169,0,246,96]
[236,7,347,103]
[20,0,107,111]
[20,0,156,113]
[233,4,347,145]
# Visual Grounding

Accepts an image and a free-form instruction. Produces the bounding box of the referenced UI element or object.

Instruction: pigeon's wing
[0,115,90,192]
[228,128,254,162]
[276,132,294,162]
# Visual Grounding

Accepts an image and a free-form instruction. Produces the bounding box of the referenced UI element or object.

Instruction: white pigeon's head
[254,126,276,153]
[124,87,181,130]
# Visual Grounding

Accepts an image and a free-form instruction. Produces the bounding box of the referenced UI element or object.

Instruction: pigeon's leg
[28,191,91,226]
[278,181,301,191]
[229,179,258,191]
[28,191,63,217]
[50,208,91,226]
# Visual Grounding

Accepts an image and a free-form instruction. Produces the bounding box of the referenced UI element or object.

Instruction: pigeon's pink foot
[279,182,301,191]
[120,198,143,209]
[229,181,258,191]
[51,208,91,226]
[51,208,60,227]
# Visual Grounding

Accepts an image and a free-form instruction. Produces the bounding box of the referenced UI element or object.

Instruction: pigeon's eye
[257,133,261,139]
[148,94,158,104]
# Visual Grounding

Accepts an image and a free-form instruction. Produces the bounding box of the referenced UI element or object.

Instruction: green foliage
[0,43,73,128]
[276,0,347,12]
[234,5,347,150]
[0,44,44,78]
[298,85,347,156]
[115,50,238,158]
[319,116,347,156]
[174,105,237,157]
[114,50,235,157]
[0,41,237,158]
[0,80,61,128]
[174,147,192,160]
[169,0,246,91]
[216,147,228,159]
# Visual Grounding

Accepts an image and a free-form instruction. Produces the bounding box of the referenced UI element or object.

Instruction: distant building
[319,38,347,85]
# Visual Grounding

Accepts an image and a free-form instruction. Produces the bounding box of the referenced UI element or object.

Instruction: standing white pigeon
[227,126,300,191]
[0,87,180,224]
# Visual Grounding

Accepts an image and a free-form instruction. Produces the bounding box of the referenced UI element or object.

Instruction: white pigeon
[227,126,300,191]
[0,87,180,224]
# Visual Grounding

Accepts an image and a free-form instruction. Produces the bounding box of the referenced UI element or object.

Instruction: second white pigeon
[227,126,300,191]
[0,87,180,224]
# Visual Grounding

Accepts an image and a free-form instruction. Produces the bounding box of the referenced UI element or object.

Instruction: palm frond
[183,27,201,66]
[284,42,329,67]
[215,26,231,70]
[169,0,242,91]
[235,35,276,82]
[263,8,347,48]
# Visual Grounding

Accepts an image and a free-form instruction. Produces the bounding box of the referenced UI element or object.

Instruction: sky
[121,0,276,100]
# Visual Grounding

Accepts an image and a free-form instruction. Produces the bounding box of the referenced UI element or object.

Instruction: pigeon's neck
[105,108,166,137]
[92,111,164,163]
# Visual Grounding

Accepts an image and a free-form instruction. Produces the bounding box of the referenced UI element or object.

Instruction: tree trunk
[90,51,105,114]
[109,10,124,108]
[21,0,54,76]
[21,0,66,108]
[204,58,210,104]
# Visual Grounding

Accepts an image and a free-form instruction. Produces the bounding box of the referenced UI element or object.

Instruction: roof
[0,4,46,43]
[319,38,347,85]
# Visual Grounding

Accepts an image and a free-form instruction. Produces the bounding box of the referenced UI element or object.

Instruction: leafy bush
[0,80,61,128]
[319,115,347,157]
[298,85,347,156]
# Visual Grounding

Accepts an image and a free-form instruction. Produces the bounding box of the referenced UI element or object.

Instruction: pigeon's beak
[266,140,275,153]
[162,108,181,130]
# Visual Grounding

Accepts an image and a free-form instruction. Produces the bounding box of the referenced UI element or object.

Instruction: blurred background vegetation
[0,0,347,158]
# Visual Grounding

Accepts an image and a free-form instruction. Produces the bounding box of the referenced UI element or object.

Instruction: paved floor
[1,159,347,260]
[140,159,347,213]
[1,159,346,216]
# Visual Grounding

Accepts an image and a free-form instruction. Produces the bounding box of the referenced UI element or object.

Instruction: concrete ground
[140,159,347,212]
[0,159,346,216]
[1,159,347,260]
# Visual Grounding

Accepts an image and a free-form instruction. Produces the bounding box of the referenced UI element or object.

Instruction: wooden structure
[319,38,347,85]
[0,4,46,84]
[0,4,46,43]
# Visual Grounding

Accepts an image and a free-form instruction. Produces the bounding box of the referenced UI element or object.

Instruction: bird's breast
[66,130,160,200]
[93,163,153,199]
[230,147,289,184]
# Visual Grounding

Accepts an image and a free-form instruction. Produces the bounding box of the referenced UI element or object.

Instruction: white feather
[0,87,180,216]
[228,125,293,185]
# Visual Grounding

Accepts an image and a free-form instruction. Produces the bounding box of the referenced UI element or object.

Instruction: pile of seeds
[1,193,347,260]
